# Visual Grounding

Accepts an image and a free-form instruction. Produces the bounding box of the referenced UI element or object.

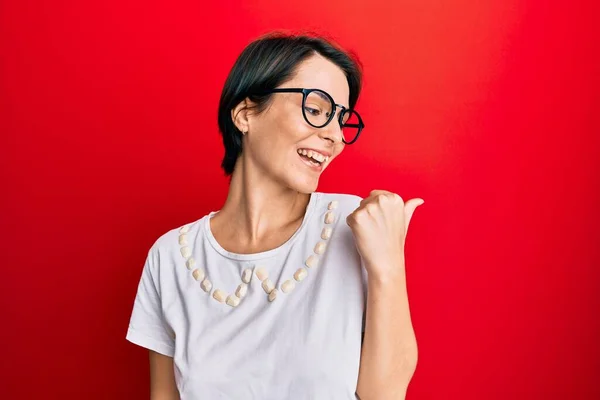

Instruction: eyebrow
[314,90,348,110]
[313,90,330,102]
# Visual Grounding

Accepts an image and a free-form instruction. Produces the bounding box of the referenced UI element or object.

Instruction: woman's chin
[288,175,319,194]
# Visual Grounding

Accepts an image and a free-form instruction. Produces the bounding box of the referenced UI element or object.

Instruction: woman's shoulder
[146,215,207,257]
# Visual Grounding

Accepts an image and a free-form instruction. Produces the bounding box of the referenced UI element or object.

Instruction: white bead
[324,211,335,224]
[305,254,319,268]
[321,227,332,240]
[281,280,295,293]
[180,225,190,233]
[192,269,205,281]
[242,268,253,283]
[201,279,212,292]
[314,241,327,255]
[186,257,196,270]
[213,289,226,303]
[294,268,307,281]
[226,294,240,307]
[268,289,278,302]
[262,278,274,294]
[180,246,191,259]
[235,283,248,298]
[328,200,339,210]
[178,234,188,246]
[256,267,268,281]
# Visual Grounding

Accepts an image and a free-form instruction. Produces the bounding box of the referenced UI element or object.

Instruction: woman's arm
[149,350,180,400]
[346,191,423,399]
[356,264,418,400]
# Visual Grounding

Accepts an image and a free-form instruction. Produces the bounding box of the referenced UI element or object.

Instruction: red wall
[2,1,599,399]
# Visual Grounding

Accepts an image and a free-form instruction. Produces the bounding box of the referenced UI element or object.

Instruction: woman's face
[240,54,350,193]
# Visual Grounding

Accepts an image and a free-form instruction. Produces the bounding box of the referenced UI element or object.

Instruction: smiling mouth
[297,148,329,169]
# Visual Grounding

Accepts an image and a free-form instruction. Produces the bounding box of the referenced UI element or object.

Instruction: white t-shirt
[126,192,368,399]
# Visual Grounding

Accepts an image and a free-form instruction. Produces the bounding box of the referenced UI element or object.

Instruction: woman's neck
[210,157,312,254]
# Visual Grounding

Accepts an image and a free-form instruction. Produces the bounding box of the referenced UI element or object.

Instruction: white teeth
[297,149,328,164]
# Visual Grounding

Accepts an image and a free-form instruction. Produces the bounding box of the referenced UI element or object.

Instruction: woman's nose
[318,119,344,144]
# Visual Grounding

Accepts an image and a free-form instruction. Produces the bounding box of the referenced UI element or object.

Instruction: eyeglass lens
[303,90,360,144]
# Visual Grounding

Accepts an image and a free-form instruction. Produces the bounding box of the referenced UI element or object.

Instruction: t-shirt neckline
[203,192,321,261]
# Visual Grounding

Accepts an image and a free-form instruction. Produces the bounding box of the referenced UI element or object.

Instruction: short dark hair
[217,32,363,176]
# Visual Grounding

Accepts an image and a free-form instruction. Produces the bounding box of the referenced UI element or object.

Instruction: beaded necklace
[177,200,339,307]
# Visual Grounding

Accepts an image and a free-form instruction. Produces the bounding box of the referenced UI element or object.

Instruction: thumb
[404,198,424,230]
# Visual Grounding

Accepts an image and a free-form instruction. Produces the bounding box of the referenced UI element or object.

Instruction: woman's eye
[304,106,321,116]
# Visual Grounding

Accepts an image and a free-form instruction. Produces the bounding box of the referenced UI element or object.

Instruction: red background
[1,1,599,399]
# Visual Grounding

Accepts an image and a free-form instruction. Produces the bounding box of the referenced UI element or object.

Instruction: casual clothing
[126,192,367,399]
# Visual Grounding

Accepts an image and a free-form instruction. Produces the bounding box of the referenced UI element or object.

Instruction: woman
[126,32,423,399]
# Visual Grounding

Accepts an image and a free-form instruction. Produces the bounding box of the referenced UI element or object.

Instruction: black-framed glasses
[262,88,364,145]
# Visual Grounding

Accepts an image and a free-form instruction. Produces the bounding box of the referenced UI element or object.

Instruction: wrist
[365,258,407,287]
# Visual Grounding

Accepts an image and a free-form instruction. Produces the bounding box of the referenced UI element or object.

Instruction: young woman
[127,32,423,400]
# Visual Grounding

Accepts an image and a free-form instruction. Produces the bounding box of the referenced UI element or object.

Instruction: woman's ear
[231,98,250,134]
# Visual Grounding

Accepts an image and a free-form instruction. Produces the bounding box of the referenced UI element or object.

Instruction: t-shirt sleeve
[361,259,368,334]
[126,245,175,357]
[349,194,369,334]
